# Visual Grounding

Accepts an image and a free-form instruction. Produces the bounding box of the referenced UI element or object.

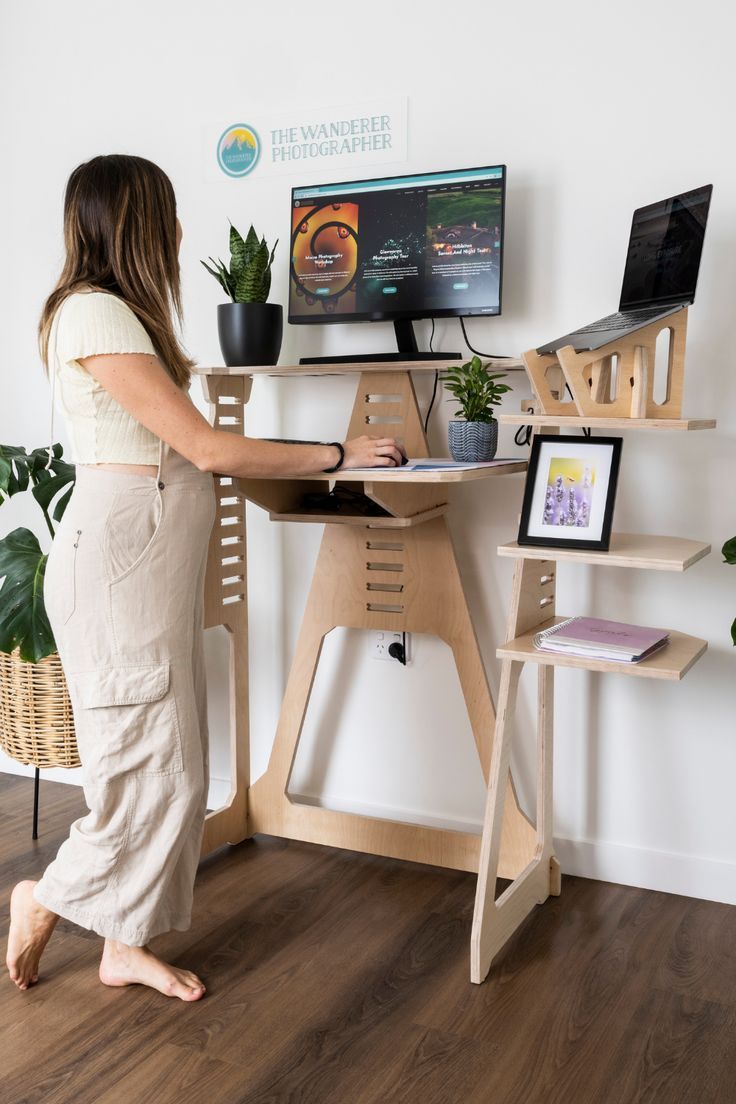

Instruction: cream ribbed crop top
[48,289,166,464]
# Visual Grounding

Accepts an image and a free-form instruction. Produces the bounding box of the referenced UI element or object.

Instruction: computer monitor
[288,164,506,364]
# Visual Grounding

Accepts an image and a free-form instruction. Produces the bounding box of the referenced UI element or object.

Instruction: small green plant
[442,355,512,423]
[0,444,75,662]
[723,535,736,645]
[201,221,278,303]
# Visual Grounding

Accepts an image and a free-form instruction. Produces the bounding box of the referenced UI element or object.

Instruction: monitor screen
[288,165,506,325]
[619,184,712,310]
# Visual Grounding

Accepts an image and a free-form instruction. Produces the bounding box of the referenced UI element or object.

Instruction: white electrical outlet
[371,631,410,663]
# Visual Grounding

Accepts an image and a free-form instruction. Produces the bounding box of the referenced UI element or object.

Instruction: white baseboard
[292,790,736,908]
[5,762,733,907]
[553,834,736,907]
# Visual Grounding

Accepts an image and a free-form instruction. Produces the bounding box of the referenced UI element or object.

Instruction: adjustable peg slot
[366,601,404,614]
[366,540,404,551]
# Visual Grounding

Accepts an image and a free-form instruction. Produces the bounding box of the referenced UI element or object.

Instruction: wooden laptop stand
[521,307,689,420]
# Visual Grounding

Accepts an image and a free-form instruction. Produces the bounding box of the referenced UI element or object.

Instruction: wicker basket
[0,646,79,768]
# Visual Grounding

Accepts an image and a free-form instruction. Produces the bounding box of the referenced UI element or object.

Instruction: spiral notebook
[533,616,670,663]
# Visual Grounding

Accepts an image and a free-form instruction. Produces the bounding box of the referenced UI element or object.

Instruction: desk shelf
[498,413,716,431]
[236,463,526,525]
[197,358,525,376]
[498,532,711,571]
[243,460,527,484]
[497,617,707,681]
[267,504,449,528]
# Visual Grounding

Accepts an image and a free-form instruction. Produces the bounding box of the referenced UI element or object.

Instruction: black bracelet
[322,441,345,473]
[260,437,345,473]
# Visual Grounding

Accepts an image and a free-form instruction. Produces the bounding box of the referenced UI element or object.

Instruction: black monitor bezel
[617,183,713,312]
[288,163,506,326]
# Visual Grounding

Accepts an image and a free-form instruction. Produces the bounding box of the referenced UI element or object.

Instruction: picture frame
[517,434,622,551]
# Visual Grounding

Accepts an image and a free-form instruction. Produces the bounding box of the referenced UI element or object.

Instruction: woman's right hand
[341,435,406,469]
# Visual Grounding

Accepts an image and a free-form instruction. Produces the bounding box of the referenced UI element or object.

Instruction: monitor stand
[298,319,462,365]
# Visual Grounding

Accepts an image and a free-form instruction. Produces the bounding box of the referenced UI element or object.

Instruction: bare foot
[6,880,59,990]
[99,939,206,1001]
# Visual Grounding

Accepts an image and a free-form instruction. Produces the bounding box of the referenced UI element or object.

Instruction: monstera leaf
[0,527,54,662]
[0,443,75,527]
[0,442,74,663]
[723,535,736,646]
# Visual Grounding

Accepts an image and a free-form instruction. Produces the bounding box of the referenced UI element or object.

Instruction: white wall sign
[205,97,407,182]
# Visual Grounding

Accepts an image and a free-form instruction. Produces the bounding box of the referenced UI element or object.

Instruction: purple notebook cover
[550,617,668,652]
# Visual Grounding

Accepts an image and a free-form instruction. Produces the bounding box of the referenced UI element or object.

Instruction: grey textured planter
[448,419,499,462]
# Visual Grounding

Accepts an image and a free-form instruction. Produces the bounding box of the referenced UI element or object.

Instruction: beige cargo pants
[33,439,217,946]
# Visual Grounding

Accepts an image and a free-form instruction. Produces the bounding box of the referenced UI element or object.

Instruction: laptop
[537,184,713,354]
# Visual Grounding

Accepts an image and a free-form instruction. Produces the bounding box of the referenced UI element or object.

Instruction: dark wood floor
[1,773,735,1104]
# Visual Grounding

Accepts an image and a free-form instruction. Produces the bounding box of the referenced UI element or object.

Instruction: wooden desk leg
[471,559,561,984]
[199,374,252,854]
[471,663,558,983]
[246,515,538,878]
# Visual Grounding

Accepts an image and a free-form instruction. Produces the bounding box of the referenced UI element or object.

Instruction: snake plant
[200,221,278,303]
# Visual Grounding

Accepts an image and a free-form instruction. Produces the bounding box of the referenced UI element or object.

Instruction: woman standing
[5,154,405,1001]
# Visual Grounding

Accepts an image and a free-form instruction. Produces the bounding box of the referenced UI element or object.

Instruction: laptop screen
[619,184,712,310]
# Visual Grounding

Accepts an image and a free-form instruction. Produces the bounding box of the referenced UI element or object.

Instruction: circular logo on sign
[217,124,260,178]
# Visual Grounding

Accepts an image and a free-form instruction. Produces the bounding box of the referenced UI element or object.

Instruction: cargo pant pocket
[102,487,164,585]
[68,661,183,777]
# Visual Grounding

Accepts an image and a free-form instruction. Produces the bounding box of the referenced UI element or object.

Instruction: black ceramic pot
[217,302,283,367]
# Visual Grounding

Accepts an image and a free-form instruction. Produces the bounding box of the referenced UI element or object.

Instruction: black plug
[388,632,407,665]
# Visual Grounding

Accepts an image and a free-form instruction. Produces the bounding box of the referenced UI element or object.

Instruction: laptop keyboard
[575,307,673,334]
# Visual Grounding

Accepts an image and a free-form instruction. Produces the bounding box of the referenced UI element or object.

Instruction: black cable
[461,313,529,441]
[423,319,439,435]
[563,382,591,436]
[459,316,512,359]
[513,382,590,448]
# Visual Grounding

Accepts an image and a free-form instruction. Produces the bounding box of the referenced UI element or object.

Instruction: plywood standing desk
[194,360,540,984]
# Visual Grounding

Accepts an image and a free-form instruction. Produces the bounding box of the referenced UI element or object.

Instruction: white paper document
[346,457,520,472]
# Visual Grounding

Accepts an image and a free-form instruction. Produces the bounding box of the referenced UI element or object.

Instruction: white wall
[2,0,735,903]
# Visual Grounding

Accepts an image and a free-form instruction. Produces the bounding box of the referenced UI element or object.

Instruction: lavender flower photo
[518,435,622,552]
[542,458,595,529]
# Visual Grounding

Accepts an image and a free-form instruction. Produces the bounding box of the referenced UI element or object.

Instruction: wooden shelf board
[498,413,716,431]
[195,358,524,376]
[497,617,707,680]
[498,533,711,572]
[268,504,448,527]
[237,461,527,485]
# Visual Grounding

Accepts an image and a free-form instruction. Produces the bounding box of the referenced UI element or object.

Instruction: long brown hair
[38,154,194,388]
